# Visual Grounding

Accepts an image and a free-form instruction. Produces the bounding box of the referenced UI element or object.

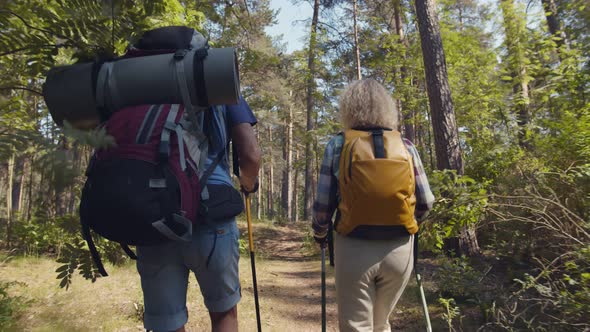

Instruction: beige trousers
[334,233,414,332]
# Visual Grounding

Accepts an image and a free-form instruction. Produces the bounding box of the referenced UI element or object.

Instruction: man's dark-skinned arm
[232,123,261,192]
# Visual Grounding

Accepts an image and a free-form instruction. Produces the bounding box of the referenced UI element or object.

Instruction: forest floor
[0,219,458,331]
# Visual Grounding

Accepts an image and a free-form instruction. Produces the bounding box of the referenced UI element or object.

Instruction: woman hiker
[312,78,435,332]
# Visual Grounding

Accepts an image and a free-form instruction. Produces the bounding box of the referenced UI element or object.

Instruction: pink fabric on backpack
[96,104,201,223]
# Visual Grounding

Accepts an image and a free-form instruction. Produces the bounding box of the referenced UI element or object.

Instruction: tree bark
[281,102,294,222]
[6,153,15,247]
[24,157,34,221]
[415,0,464,173]
[541,0,568,49]
[352,0,362,80]
[294,149,300,223]
[304,0,320,221]
[415,0,479,256]
[267,126,274,219]
[500,0,531,149]
[66,143,81,214]
[11,156,25,214]
[256,129,262,219]
[258,162,264,220]
[393,0,414,141]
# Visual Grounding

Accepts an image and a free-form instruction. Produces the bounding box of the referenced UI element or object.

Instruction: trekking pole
[233,144,262,331]
[245,194,262,332]
[414,233,432,332]
[321,243,327,332]
[327,222,334,267]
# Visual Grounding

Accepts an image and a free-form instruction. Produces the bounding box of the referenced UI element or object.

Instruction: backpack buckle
[372,129,384,136]
[158,141,170,162]
[195,47,208,59]
[174,49,188,60]
[199,203,209,217]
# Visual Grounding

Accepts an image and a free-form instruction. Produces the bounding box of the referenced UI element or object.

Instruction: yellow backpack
[336,129,418,238]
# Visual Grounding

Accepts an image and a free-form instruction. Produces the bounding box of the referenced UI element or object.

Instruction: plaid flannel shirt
[312,134,435,238]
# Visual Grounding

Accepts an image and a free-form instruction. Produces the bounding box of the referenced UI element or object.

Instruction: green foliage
[560,247,590,322]
[420,170,489,252]
[438,297,462,332]
[0,281,29,329]
[62,121,116,149]
[437,256,486,301]
[487,245,590,331]
[11,215,77,256]
[238,236,248,256]
[55,240,103,290]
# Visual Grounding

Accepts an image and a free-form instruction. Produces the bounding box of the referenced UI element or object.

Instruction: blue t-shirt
[203,96,257,185]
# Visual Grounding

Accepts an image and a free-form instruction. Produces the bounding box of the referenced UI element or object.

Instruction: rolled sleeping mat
[43,62,109,130]
[43,47,240,129]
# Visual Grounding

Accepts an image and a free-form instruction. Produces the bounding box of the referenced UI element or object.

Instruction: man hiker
[130,33,262,331]
[136,94,261,332]
[312,79,435,332]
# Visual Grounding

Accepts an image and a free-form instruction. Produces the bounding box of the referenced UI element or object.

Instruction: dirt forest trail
[0,220,431,332]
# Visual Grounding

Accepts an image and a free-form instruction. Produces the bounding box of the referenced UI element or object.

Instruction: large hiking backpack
[335,129,418,239]
[79,27,224,277]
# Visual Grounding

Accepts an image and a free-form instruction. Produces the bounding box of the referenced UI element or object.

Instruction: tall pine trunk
[26,156,35,222]
[500,0,531,149]
[294,149,300,222]
[304,0,320,221]
[6,153,15,247]
[415,0,464,173]
[255,129,262,219]
[11,157,25,216]
[352,0,362,80]
[393,0,414,141]
[258,162,264,219]
[415,0,479,256]
[267,126,274,219]
[281,102,294,222]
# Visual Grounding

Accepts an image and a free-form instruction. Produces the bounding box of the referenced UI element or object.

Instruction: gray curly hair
[339,79,398,130]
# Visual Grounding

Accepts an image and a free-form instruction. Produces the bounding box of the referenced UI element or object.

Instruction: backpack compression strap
[152,106,193,242]
[173,48,209,173]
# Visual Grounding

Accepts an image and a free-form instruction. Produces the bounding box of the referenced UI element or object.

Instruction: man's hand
[240,175,259,194]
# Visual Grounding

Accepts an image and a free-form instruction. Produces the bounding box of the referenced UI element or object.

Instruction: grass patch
[0,280,30,331]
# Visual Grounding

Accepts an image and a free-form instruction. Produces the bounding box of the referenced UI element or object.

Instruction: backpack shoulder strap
[371,129,385,158]
[81,222,108,277]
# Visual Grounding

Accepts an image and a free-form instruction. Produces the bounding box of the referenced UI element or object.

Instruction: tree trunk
[294,149,300,223]
[393,0,414,141]
[281,102,294,222]
[6,153,15,247]
[500,0,531,149]
[267,126,274,219]
[415,0,479,256]
[352,0,362,80]
[256,129,262,219]
[11,157,25,215]
[304,0,320,221]
[415,0,464,173]
[258,163,266,219]
[67,144,81,214]
[26,156,35,222]
[541,0,568,49]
